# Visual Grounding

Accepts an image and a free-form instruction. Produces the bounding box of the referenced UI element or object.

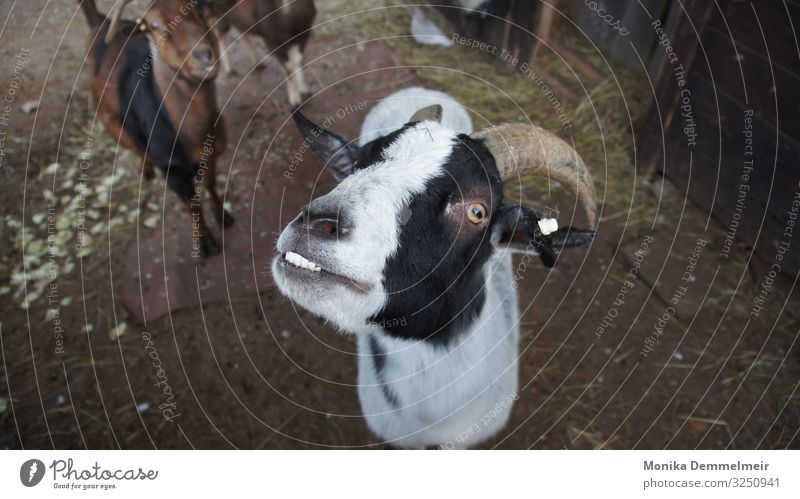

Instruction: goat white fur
[359,87,473,145]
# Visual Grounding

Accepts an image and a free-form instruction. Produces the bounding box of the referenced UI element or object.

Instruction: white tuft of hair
[359,87,473,146]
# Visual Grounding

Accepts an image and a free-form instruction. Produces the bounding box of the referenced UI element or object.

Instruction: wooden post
[531,0,556,62]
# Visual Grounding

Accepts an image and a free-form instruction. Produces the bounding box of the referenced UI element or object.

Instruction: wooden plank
[531,0,555,62]
[697,27,800,139]
[661,76,798,209]
[659,50,800,210]
[659,76,800,276]
[714,0,800,75]
[638,0,716,173]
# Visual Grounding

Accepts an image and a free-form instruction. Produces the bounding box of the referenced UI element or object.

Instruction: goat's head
[272,106,597,340]
[106,0,219,81]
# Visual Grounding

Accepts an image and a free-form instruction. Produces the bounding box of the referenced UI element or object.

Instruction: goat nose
[192,47,214,64]
[311,219,338,236]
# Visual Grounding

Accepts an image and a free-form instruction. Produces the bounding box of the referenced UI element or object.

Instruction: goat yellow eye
[466,203,487,224]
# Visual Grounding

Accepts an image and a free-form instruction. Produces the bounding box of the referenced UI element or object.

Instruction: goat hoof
[220,210,235,229]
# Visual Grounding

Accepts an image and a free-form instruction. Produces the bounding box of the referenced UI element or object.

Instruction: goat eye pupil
[466,203,487,224]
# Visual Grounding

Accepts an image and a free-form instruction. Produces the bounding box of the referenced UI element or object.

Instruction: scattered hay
[0,100,160,313]
[679,415,730,433]
[569,426,617,449]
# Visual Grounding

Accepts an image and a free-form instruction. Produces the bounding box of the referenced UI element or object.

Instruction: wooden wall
[641,0,800,277]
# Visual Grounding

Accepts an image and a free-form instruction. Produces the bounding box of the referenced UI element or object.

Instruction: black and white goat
[272,87,597,448]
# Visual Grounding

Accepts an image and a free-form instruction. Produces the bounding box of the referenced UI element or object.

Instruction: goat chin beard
[271,256,385,333]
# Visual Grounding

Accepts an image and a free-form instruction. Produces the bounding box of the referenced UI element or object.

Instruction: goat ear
[548,226,596,249]
[292,111,360,181]
[492,204,595,268]
[408,104,443,124]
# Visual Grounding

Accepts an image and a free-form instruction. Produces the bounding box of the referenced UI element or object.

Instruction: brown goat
[199,0,316,106]
[78,0,233,258]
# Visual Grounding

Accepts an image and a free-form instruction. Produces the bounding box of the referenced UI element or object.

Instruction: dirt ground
[1,1,798,449]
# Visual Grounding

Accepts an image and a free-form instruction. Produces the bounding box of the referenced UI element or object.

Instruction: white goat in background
[273,87,597,448]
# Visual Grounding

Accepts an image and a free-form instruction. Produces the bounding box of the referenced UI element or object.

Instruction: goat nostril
[301,206,344,237]
[312,220,337,236]
[193,48,214,64]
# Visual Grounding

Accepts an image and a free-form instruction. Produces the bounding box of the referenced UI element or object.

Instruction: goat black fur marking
[368,137,502,346]
[356,125,410,168]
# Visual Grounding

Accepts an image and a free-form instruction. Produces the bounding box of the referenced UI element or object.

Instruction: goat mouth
[277,251,373,293]
[185,63,218,81]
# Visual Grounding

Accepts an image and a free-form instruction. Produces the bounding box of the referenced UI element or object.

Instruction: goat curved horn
[105,0,133,44]
[409,104,442,124]
[472,124,598,227]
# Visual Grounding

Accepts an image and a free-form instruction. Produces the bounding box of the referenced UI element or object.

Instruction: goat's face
[142,0,220,81]
[273,110,595,339]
